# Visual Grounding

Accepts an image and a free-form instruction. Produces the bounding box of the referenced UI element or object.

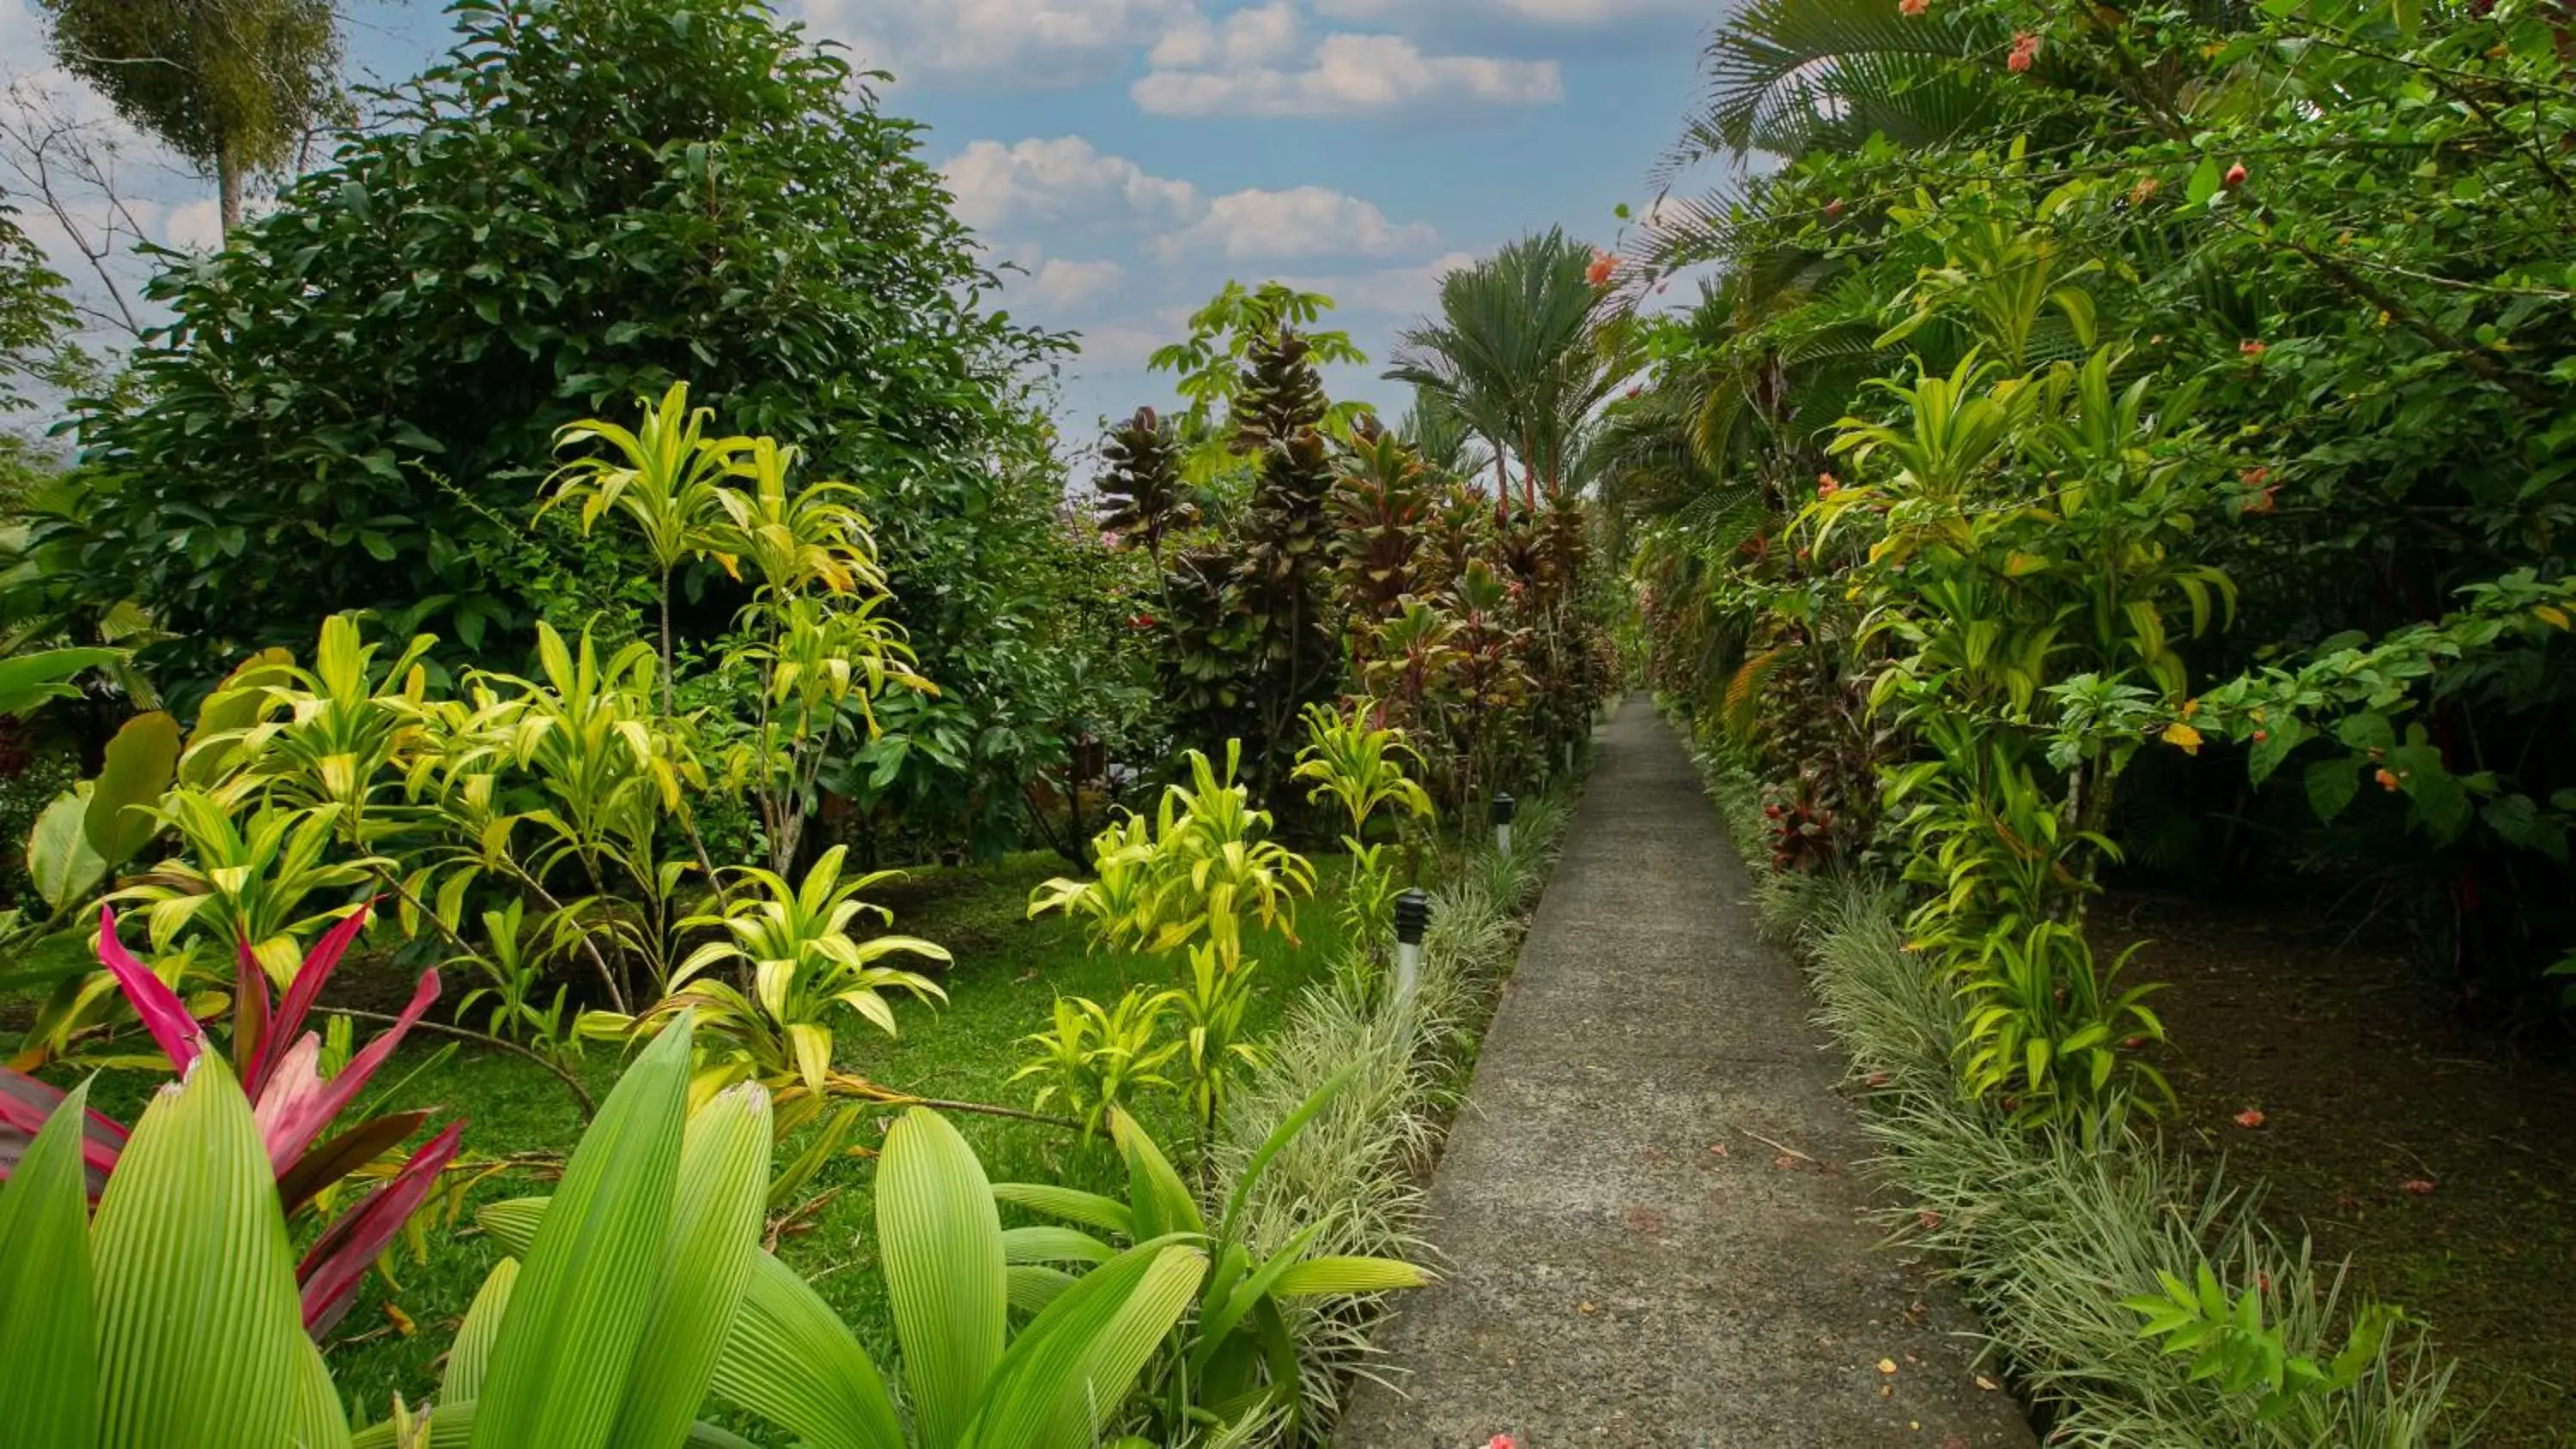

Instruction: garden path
[1335,696,2034,1449]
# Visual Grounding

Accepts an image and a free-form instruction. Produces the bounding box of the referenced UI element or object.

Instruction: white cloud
[1281,249,1479,318]
[1154,185,1437,262]
[1314,0,1702,23]
[1133,32,1560,118]
[792,0,1192,86]
[1018,257,1127,311]
[939,136,1200,233]
[1146,1,1303,69]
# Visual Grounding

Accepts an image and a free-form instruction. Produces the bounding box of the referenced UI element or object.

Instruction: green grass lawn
[318,848,1358,1417]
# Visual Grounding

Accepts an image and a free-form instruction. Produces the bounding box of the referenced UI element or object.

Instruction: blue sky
[7,0,1716,446]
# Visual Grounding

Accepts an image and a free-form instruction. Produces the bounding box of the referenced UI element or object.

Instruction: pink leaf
[254,968,440,1173]
[250,902,375,1098]
[97,905,202,1073]
[0,1067,126,1194]
[295,1119,464,1337]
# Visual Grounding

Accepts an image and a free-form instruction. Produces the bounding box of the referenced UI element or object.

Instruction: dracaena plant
[1292,700,1434,953]
[1011,988,1178,1140]
[605,845,951,1115]
[994,1073,1429,1441]
[0,903,460,1337]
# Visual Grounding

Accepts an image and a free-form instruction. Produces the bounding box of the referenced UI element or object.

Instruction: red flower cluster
[2224,160,2250,188]
[2007,32,2039,71]
[2239,338,2267,358]
[1899,0,1929,15]
[1127,613,1157,630]
[1585,249,1619,288]
[1816,471,1840,498]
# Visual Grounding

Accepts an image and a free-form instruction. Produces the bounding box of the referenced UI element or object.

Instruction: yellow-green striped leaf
[1267,1256,1431,1297]
[442,1258,519,1404]
[708,1251,903,1449]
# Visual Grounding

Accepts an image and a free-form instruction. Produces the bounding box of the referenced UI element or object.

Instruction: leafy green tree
[37,0,344,230]
[54,0,1068,832]
[0,205,83,498]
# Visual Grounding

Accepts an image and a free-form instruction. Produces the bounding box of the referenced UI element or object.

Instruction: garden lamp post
[1491,791,1516,858]
[1394,888,1431,1003]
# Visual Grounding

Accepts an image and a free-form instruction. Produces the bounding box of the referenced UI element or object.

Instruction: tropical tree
[36,0,344,229]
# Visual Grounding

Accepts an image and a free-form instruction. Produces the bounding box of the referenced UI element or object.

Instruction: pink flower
[1825,198,1845,218]
[1899,0,1929,14]
[2234,1108,2266,1129]
[2225,160,2249,188]
[1488,1437,1517,1449]
[1586,250,1619,288]
[1816,472,1840,498]
[2007,32,2038,72]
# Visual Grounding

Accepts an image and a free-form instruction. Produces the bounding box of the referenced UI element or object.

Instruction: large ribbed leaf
[351,1405,762,1449]
[707,1252,903,1449]
[0,1082,99,1449]
[89,1057,348,1449]
[963,1240,1206,1449]
[468,1016,692,1449]
[606,1082,771,1449]
[1005,1265,1077,1317]
[1000,1226,1114,1265]
[1265,1256,1432,1296]
[879,1108,1008,1449]
[988,1183,1133,1237]
[442,1258,519,1404]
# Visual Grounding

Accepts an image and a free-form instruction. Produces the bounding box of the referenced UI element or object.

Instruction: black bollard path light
[1491,791,1517,858]
[1394,888,1431,1003]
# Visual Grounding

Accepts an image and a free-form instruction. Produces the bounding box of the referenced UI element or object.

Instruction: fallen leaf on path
[1917,1210,1942,1231]
[1878,1358,1899,1375]
[2402,1178,2435,1196]
[1975,1375,2000,1391]
[1773,1154,1800,1170]
[1577,1300,1599,1315]
[2234,1107,2266,1128]
[1709,1143,1728,1156]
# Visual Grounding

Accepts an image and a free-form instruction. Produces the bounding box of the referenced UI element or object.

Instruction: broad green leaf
[1108,1107,1202,1240]
[880,1108,1008,1449]
[1002,1225,1116,1265]
[470,1016,693,1449]
[2304,756,2360,823]
[29,785,106,914]
[90,1056,348,1449]
[2186,156,2221,205]
[0,647,122,718]
[1262,1255,1433,1299]
[607,1082,772,1449]
[0,1082,100,1449]
[1006,1264,1078,1316]
[85,712,181,867]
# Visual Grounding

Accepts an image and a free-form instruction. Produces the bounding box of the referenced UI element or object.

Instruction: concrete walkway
[1337,698,2034,1449]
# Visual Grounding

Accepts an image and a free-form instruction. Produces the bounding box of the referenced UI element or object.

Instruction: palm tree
[1387,230,1633,511]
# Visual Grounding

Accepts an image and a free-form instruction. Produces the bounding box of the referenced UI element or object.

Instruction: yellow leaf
[2537,605,2570,630]
[1878,1358,1899,1375]
[2161,722,2203,755]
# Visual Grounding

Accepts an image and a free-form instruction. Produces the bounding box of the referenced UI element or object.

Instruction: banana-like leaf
[444,1258,519,1404]
[962,1238,1207,1449]
[0,646,122,718]
[0,1082,100,1449]
[89,1055,349,1449]
[468,1016,691,1449]
[880,1107,1009,1449]
[606,1082,772,1449]
[28,785,106,914]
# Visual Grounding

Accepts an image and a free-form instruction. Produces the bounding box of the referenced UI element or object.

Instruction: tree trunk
[217,145,244,233]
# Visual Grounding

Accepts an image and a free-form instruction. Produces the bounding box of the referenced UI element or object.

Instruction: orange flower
[2224,160,2249,188]
[2007,32,2039,71]
[2239,339,2267,358]
[2376,767,2402,791]
[2234,1108,2266,1129]
[2128,175,2160,204]
[1585,249,1619,288]
[1816,472,1840,497]
[1899,0,1929,14]
[2402,1178,2435,1196]
[1825,197,1845,218]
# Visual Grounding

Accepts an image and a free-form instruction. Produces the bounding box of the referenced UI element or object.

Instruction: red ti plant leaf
[296,1118,465,1337]
[275,1109,430,1219]
[232,937,271,1084]
[253,965,441,1175]
[0,1067,127,1194]
[96,904,203,1072]
[247,903,374,1098]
